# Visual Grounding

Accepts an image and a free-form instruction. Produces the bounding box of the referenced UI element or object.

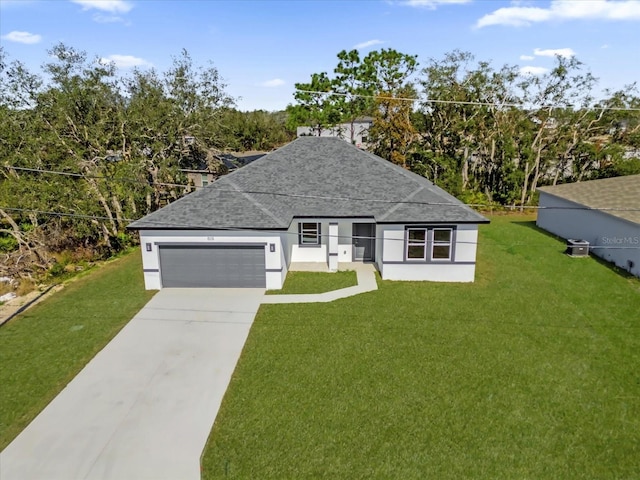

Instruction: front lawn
[202,215,640,479]
[0,250,154,450]
[266,270,357,295]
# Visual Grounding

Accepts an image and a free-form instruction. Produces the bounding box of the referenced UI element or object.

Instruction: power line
[4,166,640,213]
[2,207,638,250]
[296,89,640,112]
[5,206,640,250]
[5,166,196,189]
[1,206,135,222]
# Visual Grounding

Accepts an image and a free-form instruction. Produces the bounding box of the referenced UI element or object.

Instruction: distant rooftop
[538,174,640,225]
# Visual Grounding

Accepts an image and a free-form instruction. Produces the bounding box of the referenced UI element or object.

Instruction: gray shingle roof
[538,174,640,225]
[128,137,488,230]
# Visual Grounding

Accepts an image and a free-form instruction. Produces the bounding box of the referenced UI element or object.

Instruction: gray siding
[537,192,640,277]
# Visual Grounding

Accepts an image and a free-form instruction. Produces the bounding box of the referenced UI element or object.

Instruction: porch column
[328,222,338,272]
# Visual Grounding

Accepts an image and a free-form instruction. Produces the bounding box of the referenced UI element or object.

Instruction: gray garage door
[159,245,266,288]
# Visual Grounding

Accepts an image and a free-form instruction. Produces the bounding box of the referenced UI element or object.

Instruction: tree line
[1,43,639,285]
[287,49,640,205]
[0,44,293,283]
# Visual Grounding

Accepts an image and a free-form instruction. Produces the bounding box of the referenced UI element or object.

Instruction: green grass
[202,215,640,479]
[0,250,155,450]
[266,270,358,295]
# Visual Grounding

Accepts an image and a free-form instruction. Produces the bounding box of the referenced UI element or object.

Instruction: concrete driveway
[0,288,264,480]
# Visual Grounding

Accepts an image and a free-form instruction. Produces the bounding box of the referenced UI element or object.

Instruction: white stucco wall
[382,263,477,282]
[378,224,479,282]
[296,121,372,148]
[453,225,480,262]
[288,220,328,263]
[338,221,354,262]
[537,192,640,277]
[138,229,286,290]
[139,220,483,289]
[375,224,385,272]
[287,218,374,264]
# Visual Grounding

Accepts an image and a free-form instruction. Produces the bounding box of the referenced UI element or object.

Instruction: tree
[286,48,419,160]
[516,55,599,205]
[332,49,374,143]
[363,49,419,164]
[417,51,523,199]
[286,72,341,135]
[0,44,235,281]
[217,109,295,151]
[370,86,416,167]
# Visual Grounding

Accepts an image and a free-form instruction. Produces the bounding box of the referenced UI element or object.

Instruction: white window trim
[405,226,456,262]
[431,228,453,262]
[406,228,428,261]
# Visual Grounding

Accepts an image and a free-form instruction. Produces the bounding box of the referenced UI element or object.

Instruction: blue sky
[1,0,639,111]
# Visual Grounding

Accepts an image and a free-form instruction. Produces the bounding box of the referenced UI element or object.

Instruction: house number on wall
[207,236,215,240]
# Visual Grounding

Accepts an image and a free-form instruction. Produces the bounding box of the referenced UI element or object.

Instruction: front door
[352,223,375,261]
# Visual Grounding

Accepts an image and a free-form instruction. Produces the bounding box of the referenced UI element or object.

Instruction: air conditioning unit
[566,239,589,257]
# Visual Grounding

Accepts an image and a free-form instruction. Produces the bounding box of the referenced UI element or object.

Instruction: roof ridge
[353,143,475,206]
[539,173,640,191]
[225,178,288,227]
[378,185,426,221]
[356,147,427,184]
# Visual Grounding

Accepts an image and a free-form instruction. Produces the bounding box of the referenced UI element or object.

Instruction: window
[298,222,320,245]
[432,228,452,261]
[407,228,427,260]
[361,136,368,144]
[406,227,454,262]
[201,174,209,187]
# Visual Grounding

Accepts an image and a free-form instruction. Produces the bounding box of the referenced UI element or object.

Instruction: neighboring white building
[537,174,640,278]
[128,137,489,289]
[296,117,373,149]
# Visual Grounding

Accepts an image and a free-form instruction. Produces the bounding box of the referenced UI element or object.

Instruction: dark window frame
[298,222,321,246]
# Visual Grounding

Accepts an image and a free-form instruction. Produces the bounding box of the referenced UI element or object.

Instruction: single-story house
[128,137,489,289]
[537,174,640,278]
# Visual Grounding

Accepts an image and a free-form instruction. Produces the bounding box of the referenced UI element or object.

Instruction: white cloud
[354,39,384,50]
[534,47,576,58]
[520,54,534,60]
[258,78,285,88]
[477,6,551,27]
[520,66,550,75]
[404,0,471,7]
[92,13,129,24]
[477,0,640,28]
[100,54,152,68]
[601,43,610,49]
[71,0,132,13]
[1,30,41,44]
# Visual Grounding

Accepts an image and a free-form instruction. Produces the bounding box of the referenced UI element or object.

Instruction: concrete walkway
[0,288,264,480]
[1,264,377,479]
[262,263,378,304]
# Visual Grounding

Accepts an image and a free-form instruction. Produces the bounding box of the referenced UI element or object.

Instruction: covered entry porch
[288,218,378,271]
[288,219,377,273]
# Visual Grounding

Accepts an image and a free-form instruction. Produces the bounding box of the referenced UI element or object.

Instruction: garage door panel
[159,245,266,288]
